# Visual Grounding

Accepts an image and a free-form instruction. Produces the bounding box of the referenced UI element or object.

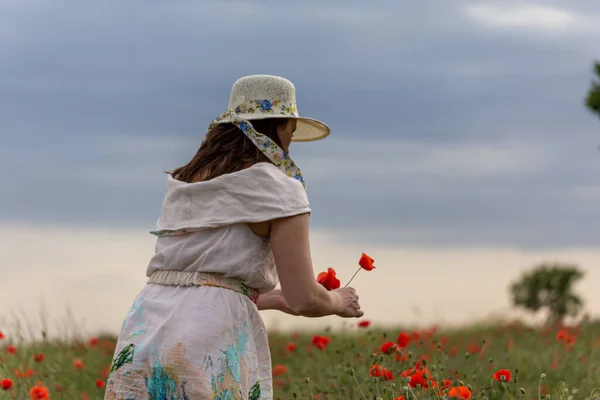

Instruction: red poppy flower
[358,320,371,328]
[89,337,98,347]
[359,253,376,271]
[556,328,569,341]
[33,353,44,363]
[397,332,410,348]
[272,364,288,376]
[563,334,576,345]
[447,385,471,399]
[407,369,432,388]
[394,397,405,400]
[311,335,330,350]
[5,345,16,354]
[15,368,35,378]
[285,343,297,352]
[96,380,105,388]
[0,331,4,340]
[493,369,511,382]
[380,341,396,354]
[316,268,340,291]
[1,378,12,390]
[73,359,84,370]
[369,364,393,380]
[29,384,50,400]
[441,379,452,389]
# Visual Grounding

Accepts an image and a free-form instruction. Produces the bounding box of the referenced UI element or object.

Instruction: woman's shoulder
[154,162,311,234]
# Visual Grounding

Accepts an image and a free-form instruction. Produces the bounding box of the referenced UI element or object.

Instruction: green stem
[351,375,368,400]
[307,380,315,400]
[344,267,362,288]
[375,378,383,398]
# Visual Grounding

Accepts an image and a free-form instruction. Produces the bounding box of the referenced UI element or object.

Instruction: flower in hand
[344,252,376,287]
[316,267,340,291]
[358,253,375,271]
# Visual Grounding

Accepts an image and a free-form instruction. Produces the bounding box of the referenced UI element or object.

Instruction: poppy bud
[520,388,526,395]
[348,369,355,376]
[540,373,547,380]
[304,378,310,383]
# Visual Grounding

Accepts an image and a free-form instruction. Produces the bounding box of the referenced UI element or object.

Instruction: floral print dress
[104,162,311,400]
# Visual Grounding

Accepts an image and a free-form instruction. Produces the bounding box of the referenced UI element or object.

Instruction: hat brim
[213,114,330,142]
[292,118,330,142]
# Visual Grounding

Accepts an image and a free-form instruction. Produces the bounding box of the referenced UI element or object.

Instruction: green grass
[1,319,600,399]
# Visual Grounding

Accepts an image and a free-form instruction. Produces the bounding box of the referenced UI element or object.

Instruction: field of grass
[1,319,599,399]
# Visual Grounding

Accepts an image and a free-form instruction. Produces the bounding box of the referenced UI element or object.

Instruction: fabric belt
[147,270,259,304]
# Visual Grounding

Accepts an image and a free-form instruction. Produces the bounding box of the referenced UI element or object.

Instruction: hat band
[229,99,299,118]
[207,107,306,190]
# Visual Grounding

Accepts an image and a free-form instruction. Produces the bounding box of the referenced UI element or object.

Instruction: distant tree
[509,263,585,326]
[586,61,600,118]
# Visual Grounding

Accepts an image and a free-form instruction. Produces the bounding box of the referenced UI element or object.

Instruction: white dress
[104,162,311,400]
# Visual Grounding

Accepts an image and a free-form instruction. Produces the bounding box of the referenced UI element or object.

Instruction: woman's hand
[331,287,363,318]
[256,289,299,316]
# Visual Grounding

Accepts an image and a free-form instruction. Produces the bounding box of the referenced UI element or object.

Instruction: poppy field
[1,319,600,400]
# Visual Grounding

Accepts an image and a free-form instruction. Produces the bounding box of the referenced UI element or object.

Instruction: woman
[105,75,363,400]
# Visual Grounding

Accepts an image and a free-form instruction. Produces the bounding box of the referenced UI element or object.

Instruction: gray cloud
[2,0,600,248]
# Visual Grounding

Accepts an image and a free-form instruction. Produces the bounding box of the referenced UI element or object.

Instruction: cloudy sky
[1,0,600,337]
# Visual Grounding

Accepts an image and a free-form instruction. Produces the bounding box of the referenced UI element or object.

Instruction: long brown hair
[169,119,288,183]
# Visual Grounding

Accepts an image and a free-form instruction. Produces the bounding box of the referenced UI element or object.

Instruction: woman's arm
[270,213,362,318]
[256,288,299,316]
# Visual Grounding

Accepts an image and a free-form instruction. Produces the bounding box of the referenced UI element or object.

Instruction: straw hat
[211,75,330,142]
